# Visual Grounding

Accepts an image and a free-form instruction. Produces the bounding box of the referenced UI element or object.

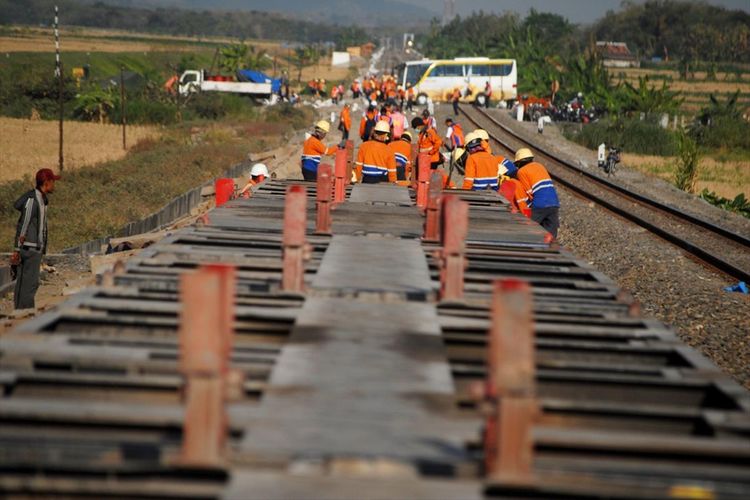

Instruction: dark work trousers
[14,247,42,309]
[396,166,406,180]
[485,96,491,109]
[302,169,317,181]
[341,129,349,142]
[531,206,560,238]
[361,175,384,184]
[452,99,459,116]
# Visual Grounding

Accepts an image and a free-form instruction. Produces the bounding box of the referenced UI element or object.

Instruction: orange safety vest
[418,127,442,164]
[340,107,351,131]
[498,178,529,213]
[516,162,560,209]
[462,151,500,190]
[301,135,336,173]
[448,123,465,148]
[356,139,397,182]
[389,139,412,176]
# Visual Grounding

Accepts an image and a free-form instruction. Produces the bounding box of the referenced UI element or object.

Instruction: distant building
[596,42,640,68]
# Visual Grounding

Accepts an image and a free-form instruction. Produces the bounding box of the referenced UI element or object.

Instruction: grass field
[614,67,750,115]
[0,117,160,183]
[623,152,750,199]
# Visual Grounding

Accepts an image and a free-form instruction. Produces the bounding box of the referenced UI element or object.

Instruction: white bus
[396,57,517,106]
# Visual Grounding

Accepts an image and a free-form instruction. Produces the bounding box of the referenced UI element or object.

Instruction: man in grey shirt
[11,168,61,310]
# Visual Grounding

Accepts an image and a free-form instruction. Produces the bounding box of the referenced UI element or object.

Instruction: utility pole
[54,5,64,172]
[120,66,126,150]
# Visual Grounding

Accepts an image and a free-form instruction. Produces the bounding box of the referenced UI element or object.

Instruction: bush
[674,131,700,193]
[264,103,311,129]
[563,117,679,156]
[110,97,179,125]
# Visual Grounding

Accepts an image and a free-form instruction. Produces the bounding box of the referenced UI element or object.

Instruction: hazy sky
[410,0,750,23]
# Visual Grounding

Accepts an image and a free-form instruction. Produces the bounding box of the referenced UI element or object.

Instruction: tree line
[0,0,370,47]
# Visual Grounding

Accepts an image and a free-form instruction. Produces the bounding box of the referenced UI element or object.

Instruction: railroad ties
[1,175,749,499]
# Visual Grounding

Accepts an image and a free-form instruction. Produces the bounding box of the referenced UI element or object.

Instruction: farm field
[614,67,750,114]
[0,117,160,183]
[622,152,750,200]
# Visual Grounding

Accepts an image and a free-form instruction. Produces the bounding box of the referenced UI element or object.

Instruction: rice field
[0,117,160,183]
[622,152,750,199]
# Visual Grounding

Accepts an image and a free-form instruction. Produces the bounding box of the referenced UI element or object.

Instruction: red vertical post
[316,164,333,234]
[484,279,536,482]
[345,140,354,185]
[282,185,308,292]
[416,153,431,210]
[334,149,347,203]
[409,142,418,184]
[439,195,468,301]
[178,265,237,467]
[423,171,444,242]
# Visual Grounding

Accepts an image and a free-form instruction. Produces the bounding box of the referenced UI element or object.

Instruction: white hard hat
[370,100,378,107]
[515,148,534,162]
[315,120,330,133]
[474,129,490,141]
[250,163,268,177]
[373,120,391,135]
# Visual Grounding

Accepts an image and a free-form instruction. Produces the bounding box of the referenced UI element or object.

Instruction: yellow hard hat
[515,148,534,162]
[452,147,466,162]
[474,129,490,141]
[373,120,391,135]
[401,130,412,142]
[315,120,331,133]
[464,131,478,145]
[497,163,508,177]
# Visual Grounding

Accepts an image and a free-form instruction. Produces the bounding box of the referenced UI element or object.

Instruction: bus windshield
[405,63,430,87]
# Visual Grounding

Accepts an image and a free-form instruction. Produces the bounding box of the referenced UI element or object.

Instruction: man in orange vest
[356,121,397,184]
[451,87,461,116]
[412,116,442,169]
[513,148,560,237]
[301,120,337,181]
[389,130,412,181]
[339,103,352,143]
[461,132,500,191]
[497,164,529,216]
[444,117,465,152]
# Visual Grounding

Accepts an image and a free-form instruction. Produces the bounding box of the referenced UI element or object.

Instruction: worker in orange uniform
[356,121,397,184]
[359,104,379,141]
[444,117,464,152]
[239,163,269,198]
[451,87,461,116]
[461,132,500,191]
[389,130,413,181]
[301,120,337,181]
[405,83,415,111]
[497,164,529,216]
[339,103,352,143]
[412,116,442,169]
[512,148,560,237]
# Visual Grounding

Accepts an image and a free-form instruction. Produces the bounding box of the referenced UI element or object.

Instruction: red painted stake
[439,195,468,301]
[316,164,333,234]
[178,265,237,467]
[416,153,432,209]
[334,149,347,203]
[423,171,444,242]
[484,279,536,482]
[345,140,354,186]
[282,185,308,292]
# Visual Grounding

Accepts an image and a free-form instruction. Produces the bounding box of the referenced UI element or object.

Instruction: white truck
[178,69,276,98]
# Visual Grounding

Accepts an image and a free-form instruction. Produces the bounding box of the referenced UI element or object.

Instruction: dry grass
[622,152,750,199]
[0,117,160,183]
[619,67,750,81]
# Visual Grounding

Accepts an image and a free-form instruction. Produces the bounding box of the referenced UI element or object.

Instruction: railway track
[1,162,750,497]
[460,105,750,284]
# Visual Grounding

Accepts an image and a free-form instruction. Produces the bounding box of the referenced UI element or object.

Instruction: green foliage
[622,75,683,116]
[699,190,750,218]
[690,91,750,150]
[674,131,700,193]
[219,44,270,74]
[73,86,116,123]
[563,118,678,156]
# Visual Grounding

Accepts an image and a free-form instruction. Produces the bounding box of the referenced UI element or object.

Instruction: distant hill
[84,0,438,27]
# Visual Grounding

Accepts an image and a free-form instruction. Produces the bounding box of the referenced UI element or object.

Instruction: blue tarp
[236,69,281,93]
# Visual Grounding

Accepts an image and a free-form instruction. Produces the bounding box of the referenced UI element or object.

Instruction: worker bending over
[301,120,337,181]
[356,121,397,184]
[513,148,560,238]
[389,130,413,181]
[461,131,501,191]
[497,164,529,216]
[239,163,268,197]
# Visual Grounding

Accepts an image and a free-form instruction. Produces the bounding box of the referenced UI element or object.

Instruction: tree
[74,87,115,124]
[219,43,271,74]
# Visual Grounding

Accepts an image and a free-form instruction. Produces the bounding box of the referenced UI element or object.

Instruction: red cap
[36,168,62,184]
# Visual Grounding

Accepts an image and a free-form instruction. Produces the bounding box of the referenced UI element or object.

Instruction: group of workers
[301,106,560,238]
[351,74,416,111]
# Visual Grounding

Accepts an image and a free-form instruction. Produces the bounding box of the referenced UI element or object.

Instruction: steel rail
[460,105,750,284]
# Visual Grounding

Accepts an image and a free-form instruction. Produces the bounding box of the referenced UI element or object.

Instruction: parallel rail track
[460,105,750,284]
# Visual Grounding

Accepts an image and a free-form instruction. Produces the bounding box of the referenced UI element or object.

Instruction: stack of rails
[1,178,749,499]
